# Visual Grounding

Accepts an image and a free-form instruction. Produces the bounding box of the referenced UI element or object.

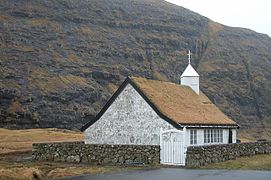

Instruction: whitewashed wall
[223,129,229,144]
[185,128,237,147]
[232,129,237,143]
[180,76,199,94]
[84,84,176,145]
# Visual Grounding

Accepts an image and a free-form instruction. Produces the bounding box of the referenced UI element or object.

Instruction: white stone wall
[84,84,176,145]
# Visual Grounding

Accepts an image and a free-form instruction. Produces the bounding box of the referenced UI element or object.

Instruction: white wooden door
[160,129,186,166]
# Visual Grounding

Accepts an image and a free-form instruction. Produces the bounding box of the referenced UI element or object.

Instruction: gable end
[80,77,181,131]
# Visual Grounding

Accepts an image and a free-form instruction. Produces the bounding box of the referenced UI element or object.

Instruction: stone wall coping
[32,141,160,147]
[187,141,271,149]
[32,141,84,145]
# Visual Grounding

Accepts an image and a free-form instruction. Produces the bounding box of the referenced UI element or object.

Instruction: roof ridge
[130,76,184,87]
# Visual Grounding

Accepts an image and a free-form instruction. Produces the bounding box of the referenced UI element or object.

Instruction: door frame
[160,127,187,166]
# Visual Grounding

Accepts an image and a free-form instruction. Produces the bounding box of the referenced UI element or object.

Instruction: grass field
[0,128,84,155]
[0,128,149,179]
[0,128,137,179]
[201,154,271,171]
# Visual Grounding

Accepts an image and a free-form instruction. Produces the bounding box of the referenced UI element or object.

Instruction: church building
[81,51,239,165]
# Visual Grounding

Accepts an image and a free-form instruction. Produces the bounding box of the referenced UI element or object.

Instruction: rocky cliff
[1,0,271,139]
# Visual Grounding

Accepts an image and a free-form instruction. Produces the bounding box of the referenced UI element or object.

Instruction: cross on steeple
[181,50,200,95]
[187,50,192,64]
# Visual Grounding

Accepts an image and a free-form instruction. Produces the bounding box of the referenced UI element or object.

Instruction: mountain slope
[0,0,271,139]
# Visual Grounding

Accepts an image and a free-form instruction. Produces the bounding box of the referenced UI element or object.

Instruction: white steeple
[180,50,200,95]
[181,64,199,77]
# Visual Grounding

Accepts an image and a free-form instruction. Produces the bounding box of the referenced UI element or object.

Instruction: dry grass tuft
[208,21,223,38]
[28,69,91,93]
[6,101,26,114]
[59,75,90,88]
[106,83,118,94]
[0,160,146,179]
[14,45,34,52]
[67,54,85,64]
[46,166,115,179]
[152,71,169,82]
[75,26,93,35]
[0,14,14,21]
[26,18,61,31]
[0,167,41,180]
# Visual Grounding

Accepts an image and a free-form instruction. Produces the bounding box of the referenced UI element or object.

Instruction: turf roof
[81,77,238,131]
[131,77,237,126]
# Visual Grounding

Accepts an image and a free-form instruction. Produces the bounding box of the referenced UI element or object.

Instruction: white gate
[160,128,186,166]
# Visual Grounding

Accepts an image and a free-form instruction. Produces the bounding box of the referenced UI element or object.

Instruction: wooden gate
[160,129,186,166]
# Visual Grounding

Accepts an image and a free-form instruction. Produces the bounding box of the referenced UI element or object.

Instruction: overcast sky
[165,0,271,37]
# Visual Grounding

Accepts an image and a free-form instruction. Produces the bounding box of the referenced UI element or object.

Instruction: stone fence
[186,141,271,167]
[32,141,160,165]
[33,141,271,167]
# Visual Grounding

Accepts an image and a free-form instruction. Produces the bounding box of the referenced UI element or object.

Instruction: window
[204,129,223,144]
[219,130,223,142]
[190,129,197,145]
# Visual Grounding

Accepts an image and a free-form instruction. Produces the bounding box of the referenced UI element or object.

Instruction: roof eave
[180,75,199,77]
[179,123,240,129]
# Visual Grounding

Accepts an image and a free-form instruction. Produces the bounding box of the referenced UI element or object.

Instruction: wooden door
[160,129,186,166]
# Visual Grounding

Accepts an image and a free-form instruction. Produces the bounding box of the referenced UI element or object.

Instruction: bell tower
[180,50,199,95]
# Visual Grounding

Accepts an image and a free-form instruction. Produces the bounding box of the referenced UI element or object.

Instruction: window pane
[218,130,220,142]
[213,129,216,142]
[204,130,207,143]
[217,129,219,142]
[190,130,193,144]
[220,130,223,143]
[190,130,197,145]
[211,129,213,143]
[208,129,210,143]
[194,130,197,144]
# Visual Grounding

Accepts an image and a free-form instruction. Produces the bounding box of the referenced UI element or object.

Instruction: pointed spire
[180,50,200,95]
[181,50,199,77]
[181,64,199,77]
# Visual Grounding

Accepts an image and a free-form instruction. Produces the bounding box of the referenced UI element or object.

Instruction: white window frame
[204,129,223,144]
[190,129,197,145]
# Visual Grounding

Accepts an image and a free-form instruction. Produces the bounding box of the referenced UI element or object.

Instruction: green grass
[201,154,271,171]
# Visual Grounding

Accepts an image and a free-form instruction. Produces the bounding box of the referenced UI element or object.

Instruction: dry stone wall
[32,142,160,165]
[186,141,271,167]
[32,141,271,167]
